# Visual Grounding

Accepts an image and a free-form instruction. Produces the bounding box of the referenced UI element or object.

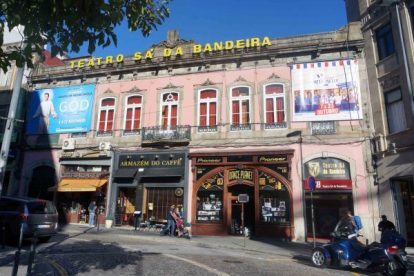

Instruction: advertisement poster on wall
[26,84,95,135]
[291,59,362,121]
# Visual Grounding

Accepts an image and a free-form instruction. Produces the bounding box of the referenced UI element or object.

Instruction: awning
[48,178,107,192]
[113,169,137,178]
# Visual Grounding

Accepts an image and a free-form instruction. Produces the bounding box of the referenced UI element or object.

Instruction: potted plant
[105,212,114,229]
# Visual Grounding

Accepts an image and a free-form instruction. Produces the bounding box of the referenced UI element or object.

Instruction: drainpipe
[392,1,414,116]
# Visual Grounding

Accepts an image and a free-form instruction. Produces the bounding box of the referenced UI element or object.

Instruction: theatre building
[22,24,378,242]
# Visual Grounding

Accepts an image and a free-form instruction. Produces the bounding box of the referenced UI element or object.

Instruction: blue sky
[73,0,348,58]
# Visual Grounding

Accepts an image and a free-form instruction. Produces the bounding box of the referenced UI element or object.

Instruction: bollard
[27,231,38,275]
[12,221,24,276]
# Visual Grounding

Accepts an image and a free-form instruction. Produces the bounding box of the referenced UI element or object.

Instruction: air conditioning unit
[62,138,75,150]
[99,142,111,151]
[372,134,387,154]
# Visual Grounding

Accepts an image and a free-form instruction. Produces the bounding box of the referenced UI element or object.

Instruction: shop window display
[259,183,290,223]
[196,185,223,223]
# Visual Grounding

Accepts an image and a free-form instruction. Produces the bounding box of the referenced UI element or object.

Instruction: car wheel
[312,249,327,268]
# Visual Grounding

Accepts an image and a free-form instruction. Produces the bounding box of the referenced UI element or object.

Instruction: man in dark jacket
[166,205,176,237]
[378,215,396,233]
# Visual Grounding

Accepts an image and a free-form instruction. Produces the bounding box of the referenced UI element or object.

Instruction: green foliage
[0,0,171,72]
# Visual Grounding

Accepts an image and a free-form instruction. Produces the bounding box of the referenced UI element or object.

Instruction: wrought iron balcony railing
[141,125,191,145]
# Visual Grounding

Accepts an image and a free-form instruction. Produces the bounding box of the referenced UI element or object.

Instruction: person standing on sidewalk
[166,205,176,237]
[88,201,97,227]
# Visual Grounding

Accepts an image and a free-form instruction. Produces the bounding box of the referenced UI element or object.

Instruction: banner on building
[26,84,95,135]
[291,59,362,121]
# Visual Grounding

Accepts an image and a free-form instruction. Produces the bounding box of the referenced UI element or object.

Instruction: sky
[73,0,348,58]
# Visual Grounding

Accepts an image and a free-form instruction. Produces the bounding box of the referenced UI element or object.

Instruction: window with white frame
[230,86,251,130]
[198,89,217,132]
[161,92,178,129]
[264,84,286,129]
[385,88,406,134]
[124,95,142,135]
[97,98,115,136]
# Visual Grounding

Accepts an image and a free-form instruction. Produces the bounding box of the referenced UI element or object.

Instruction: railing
[141,125,191,145]
[61,171,110,178]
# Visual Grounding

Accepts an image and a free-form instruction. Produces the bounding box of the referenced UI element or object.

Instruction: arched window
[198,89,217,132]
[124,95,142,135]
[97,98,115,136]
[264,84,286,129]
[259,172,290,223]
[160,92,178,129]
[196,184,223,223]
[230,86,251,131]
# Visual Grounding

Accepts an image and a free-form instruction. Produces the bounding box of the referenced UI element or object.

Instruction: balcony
[61,171,110,179]
[141,125,191,146]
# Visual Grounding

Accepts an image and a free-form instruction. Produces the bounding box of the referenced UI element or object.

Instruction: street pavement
[0,224,413,275]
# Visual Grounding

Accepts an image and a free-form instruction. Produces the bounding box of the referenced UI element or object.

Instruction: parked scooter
[311,222,407,275]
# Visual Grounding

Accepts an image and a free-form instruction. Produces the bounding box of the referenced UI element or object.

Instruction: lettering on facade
[258,155,287,162]
[119,153,185,168]
[304,158,350,180]
[196,157,223,163]
[70,37,271,69]
[228,169,254,181]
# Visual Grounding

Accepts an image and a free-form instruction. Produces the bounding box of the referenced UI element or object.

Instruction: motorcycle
[311,226,408,275]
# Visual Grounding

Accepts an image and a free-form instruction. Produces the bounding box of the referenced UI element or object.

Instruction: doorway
[115,187,136,226]
[228,184,254,235]
[392,177,414,246]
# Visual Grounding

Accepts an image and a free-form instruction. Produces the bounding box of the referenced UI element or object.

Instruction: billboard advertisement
[291,59,362,121]
[26,84,95,135]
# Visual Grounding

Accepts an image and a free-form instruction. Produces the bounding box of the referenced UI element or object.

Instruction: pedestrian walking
[88,201,97,227]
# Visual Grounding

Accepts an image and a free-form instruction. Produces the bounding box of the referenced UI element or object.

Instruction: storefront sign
[303,179,352,190]
[228,169,254,182]
[196,157,223,163]
[70,37,271,69]
[26,84,95,134]
[258,155,288,162]
[119,153,185,169]
[304,157,352,190]
[291,59,362,121]
[304,158,350,180]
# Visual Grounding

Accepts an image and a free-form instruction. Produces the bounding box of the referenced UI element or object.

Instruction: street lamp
[287,130,316,247]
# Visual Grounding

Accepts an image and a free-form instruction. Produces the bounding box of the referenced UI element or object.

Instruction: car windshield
[27,201,56,214]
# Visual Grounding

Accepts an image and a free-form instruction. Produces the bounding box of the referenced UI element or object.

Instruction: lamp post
[287,130,316,247]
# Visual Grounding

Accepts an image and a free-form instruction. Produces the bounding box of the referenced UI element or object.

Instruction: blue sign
[308,176,316,191]
[26,84,96,135]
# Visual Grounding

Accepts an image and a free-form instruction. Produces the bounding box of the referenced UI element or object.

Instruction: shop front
[111,150,188,227]
[191,152,294,239]
[303,157,354,241]
[51,157,111,225]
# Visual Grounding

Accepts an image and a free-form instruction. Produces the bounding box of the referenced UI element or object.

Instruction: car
[0,196,58,242]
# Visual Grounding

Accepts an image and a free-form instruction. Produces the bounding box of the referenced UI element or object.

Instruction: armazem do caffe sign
[69,37,272,70]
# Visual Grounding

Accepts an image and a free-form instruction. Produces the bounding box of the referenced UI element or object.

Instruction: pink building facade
[20,25,377,241]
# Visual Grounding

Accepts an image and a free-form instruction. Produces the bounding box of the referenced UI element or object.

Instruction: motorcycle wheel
[311,249,327,268]
[384,261,406,276]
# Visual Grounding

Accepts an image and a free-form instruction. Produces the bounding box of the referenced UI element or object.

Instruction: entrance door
[228,185,254,235]
[116,187,136,226]
[393,178,414,246]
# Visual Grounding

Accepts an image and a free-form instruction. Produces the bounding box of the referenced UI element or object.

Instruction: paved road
[1,225,413,275]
